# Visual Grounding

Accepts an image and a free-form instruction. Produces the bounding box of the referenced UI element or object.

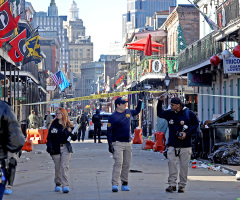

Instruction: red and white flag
[0,1,19,39]
[8,29,26,63]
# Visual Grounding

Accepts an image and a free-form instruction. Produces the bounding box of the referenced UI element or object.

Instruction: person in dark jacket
[107,95,143,192]
[92,109,102,143]
[46,107,77,194]
[157,96,199,193]
[0,100,25,199]
[77,111,89,142]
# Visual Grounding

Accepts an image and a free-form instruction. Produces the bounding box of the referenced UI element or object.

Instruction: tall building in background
[122,0,176,39]
[64,0,93,98]
[32,0,70,74]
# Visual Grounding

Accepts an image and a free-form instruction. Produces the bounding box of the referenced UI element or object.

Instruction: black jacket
[0,100,25,160]
[92,112,102,127]
[46,119,77,155]
[157,100,199,148]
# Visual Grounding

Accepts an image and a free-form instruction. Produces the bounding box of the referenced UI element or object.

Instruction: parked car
[88,112,112,138]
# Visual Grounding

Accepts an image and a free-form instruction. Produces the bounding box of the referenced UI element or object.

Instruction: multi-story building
[122,0,177,39]
[32,0,70,74]
[63,0,93,97]
[75,62,104,108]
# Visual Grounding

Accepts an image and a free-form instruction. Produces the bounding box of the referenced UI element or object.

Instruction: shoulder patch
[126,114,130,118]
[108,123,111,127]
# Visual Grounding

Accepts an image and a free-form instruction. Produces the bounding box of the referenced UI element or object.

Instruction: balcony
[216,0,240,28]
[178,32,223,73]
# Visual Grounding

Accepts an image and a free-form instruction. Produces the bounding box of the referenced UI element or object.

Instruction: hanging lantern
[233,45,240,58]
[210,55,221,66]
[222,49,231,59]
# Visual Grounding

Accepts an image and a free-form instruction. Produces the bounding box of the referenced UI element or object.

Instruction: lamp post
[164,72,171,108]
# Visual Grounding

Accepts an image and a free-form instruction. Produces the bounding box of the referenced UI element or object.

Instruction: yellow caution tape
[22,90,240,106]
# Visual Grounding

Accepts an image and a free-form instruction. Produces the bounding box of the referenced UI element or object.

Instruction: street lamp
[164,72,171,108]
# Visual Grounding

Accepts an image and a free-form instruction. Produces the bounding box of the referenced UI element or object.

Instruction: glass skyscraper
[122,0,176,38]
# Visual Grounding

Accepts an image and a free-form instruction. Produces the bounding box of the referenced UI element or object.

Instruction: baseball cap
[115,97,128,106]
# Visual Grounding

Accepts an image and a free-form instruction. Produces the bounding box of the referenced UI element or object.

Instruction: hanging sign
[152,60,162,72]
[223,54,240,73]
[188,73,212,87]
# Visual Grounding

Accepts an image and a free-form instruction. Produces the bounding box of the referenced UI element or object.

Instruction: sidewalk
[3,139,240,200]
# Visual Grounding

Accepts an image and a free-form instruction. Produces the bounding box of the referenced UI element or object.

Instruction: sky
[28,0,189,61]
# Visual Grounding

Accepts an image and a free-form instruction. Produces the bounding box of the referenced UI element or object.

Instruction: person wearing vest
[77,111,89,142]
[92,109,102,143]
[157,96,199,193]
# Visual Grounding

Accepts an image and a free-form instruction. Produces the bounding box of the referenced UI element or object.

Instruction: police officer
[92,109,102,143]
[0,100,25,199]
[157,96,199,193]
[107,95,143,192]
[77,111,89,142]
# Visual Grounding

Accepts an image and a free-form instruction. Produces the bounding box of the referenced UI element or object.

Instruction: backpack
[184,108,201,136]
[77,114,86,124]
[185,108,202,159]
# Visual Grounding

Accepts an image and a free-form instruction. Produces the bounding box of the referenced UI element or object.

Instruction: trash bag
[210,140,240,165]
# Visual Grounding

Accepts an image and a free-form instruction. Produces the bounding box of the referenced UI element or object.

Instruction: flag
[0,15,20,48]
[8,29,26,63]
[50,71,70,91]
[0,1,19,39]
[187,0,219,31]
[25,30,41,64]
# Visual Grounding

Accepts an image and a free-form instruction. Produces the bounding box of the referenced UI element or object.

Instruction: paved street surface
[4,138,240,200]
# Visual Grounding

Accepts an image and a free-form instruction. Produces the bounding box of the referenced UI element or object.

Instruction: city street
[4,138,240,200]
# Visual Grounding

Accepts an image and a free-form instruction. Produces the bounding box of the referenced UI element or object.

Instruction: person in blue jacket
[46,107,77,194]
[107,95,143,192]
[157,96,199,193]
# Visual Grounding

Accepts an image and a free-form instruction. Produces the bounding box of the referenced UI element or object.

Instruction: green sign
[15,97,26,101]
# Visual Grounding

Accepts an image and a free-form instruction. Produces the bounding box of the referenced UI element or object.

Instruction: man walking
[46,111,53,129]
[92,109,102,143]
[28,110,38,129]
[0,100,25,199]
[77,111,89,142]
[157,96,199,193]
[37,112,44,129]
[107,95,143,192]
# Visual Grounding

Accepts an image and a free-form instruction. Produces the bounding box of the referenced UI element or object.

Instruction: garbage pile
[190,160,235,176]
[208,140,240,165]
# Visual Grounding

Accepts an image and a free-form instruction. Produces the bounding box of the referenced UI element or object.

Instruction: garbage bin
[142,124,147,137]
[131,119,138,134]
[21,120,27,138]
[200,127,211,159]
[148,121,152,136]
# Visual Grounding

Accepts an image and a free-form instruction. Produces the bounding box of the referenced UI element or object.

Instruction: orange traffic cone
[22,140,33,152]
[153,132,166,152]
[133,129,143,144]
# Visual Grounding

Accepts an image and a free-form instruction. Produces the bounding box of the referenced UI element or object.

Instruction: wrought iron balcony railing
[178,32,223,72]
[216,0,240,28]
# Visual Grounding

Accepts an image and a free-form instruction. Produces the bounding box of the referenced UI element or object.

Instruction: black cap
[115,97,128,106]
[171,97,183,106]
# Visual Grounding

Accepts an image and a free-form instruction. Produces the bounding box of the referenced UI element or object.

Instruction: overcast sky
[28,0,189,61]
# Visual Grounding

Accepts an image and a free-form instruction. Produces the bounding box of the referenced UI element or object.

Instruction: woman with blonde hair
[46,107,77,193]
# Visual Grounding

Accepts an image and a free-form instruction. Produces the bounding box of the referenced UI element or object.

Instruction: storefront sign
[188,73,212,87]
[223,55,240,73]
